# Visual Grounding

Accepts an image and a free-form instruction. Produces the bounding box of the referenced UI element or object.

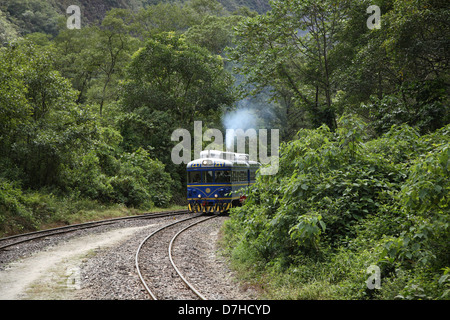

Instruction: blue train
[187,150,260,214]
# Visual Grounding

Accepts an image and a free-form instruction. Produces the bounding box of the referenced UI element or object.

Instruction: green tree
[54,9,138,113]
[120,32,235,194]
[91,9,139,115]
[122,32,235,129]
[131,2,201,37]
[0,41,99,188]
[229,0,349,133]
[0,0,59,36]
[0,44,30,148]
[224,120,449,299]
[185,15,243,54]
[335,0,449,134]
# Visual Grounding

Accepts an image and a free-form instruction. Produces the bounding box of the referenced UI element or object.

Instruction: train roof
[187,150,260,169]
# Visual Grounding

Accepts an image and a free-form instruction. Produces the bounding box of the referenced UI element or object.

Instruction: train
[186,150,260,214]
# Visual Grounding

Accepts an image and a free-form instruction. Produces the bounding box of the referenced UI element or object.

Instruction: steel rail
[168,215,217,300]
[135,214,211,300]
[0,209,188,251]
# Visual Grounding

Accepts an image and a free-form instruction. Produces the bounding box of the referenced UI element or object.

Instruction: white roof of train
[187,150,260,168]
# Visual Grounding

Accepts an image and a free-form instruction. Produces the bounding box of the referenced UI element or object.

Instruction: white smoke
[222,108,258,150]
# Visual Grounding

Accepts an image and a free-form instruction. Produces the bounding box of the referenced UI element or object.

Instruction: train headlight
[214,194,218,198]
[198,194,201,198]
[202,160,213,166]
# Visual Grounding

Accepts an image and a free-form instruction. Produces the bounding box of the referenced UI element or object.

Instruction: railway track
[135,213,218,300]
[0,209,188,251]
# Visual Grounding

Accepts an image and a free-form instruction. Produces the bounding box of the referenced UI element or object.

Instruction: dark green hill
[144,0,270,13]
[0,0,269,42]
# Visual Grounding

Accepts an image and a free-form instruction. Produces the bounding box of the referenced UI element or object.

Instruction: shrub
[223,118,449,299]
[0,179,56,235]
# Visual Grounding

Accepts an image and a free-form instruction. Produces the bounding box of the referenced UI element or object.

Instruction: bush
[59,146,173,209]
[0,179,58,235]
[223,117,449,299]
[0,179,35,234]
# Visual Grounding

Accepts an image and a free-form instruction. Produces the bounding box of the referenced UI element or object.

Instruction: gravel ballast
[0,215,259,300]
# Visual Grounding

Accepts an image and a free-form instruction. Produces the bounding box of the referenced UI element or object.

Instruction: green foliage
[185,15,242,54]
[0,179,39,234]
[230,0,449,137]
[122,32,234,125]
[0,39,175,235]
[1,0,448,300]
[0,2,249,235]
[361,80,449,135]
[0,9,20,43]
[52,9,140,109]
[113,148,173,208]
[228,0,351,134]
[120,32,235,187]
[0,41,96,188]
[224,118,449,299]
[289,212,326,251]
[0,0,60,36]
[222,0,449,298]
[336,0,449,134]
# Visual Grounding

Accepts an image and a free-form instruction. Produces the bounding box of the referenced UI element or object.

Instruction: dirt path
[0,224,155,300]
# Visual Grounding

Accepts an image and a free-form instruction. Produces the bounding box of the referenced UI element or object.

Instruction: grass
[39,202,186,232]
[44,202,184,226]
[218,221,380,300]
[0,189,186,238]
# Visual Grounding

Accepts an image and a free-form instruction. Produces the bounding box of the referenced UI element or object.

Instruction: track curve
[135,214,218,300]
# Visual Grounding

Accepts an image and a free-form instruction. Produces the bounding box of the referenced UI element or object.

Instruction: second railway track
[0,209,259,300]
[136,214,218,300]
[0,209,188,251]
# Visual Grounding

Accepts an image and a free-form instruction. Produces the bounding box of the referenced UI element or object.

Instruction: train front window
[202,171,214,183]
[188,171,201,183]
[215,170,231,183]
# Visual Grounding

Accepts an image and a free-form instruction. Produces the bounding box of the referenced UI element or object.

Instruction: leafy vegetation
[0,38,175,233]
[0,0,448,300]
[223,118,449,299]
[0,0,250,236]
[229,0,449,139]
[221,0,449,300]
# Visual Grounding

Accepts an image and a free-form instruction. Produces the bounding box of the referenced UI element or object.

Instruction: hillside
[0,0,270,42]
[144,0,270,13]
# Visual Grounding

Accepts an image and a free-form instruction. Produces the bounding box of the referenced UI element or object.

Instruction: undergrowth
[222,117,449,300]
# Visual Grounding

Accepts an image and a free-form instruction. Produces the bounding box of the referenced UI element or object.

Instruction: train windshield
[202,171,214,183]
[188,171,201,183]
[215,170,231,183]
[188,170,231,183]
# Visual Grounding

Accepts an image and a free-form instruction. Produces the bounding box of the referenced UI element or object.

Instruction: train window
[202,171,214,183]
[188,171,201,183]
[233,170,247,182]
[215,170,231,183]
[250,170,256,181]
[234,170,239,182]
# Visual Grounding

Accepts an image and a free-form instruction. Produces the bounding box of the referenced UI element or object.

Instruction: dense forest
[0,0,449,299]
[0,0,270,41]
